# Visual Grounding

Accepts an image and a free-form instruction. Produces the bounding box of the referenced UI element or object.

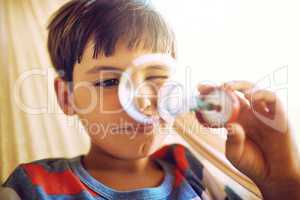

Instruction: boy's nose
[135,83,158,117]
[138,98,155,116]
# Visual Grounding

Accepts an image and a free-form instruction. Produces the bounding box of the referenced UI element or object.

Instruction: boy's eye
[94,79,120,87]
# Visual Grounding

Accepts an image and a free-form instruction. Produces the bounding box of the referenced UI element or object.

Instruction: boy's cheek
[73,87,122,114]
[77,110,135,136]
[72,86,97,111]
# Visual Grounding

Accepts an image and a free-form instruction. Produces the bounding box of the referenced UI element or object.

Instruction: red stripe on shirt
[150,145,168,160]
[22,164,98,196]
[174,168,184,188]
[174,145,189,172]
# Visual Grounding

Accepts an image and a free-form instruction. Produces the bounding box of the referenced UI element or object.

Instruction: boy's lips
[135,124,154,133]
[110,116,166,134]
[111,124,154,134]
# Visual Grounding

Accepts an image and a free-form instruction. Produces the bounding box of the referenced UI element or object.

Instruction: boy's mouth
[111,124,155,134]
[110,116,167,134]
[135,124,154,133]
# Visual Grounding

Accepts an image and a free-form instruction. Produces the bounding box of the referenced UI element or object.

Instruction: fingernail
[226,124,235,136]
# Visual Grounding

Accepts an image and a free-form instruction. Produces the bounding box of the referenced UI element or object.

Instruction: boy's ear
[54,77,76,115]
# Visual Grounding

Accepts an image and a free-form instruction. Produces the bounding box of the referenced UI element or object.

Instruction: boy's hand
[198,81,300,200]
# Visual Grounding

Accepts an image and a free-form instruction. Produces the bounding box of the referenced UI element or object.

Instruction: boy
[2,0,300,199]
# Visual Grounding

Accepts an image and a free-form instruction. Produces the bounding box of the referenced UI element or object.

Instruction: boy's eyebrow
[86,66,123,74]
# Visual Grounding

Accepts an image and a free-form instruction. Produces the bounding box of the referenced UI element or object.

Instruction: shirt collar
[68,155,174,200]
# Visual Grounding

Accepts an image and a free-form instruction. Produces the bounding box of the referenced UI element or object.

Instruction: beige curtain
[0,0,90,183]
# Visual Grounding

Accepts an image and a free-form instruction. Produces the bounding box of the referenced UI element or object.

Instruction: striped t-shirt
[2,144,242,199]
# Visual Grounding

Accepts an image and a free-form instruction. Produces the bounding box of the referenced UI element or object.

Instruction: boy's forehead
[77,40,153,73]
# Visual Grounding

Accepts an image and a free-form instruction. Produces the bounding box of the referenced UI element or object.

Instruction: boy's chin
[138,127,169,156]
[112,134,167,160]
[88,123,169,160]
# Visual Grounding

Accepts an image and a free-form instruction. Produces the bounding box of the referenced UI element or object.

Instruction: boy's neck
[82,144,156,174]
[81,144,165,191]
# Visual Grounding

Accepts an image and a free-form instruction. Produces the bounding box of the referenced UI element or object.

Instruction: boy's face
[65,40,170,159]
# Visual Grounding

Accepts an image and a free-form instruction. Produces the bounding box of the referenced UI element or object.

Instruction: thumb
[225,123,246,166]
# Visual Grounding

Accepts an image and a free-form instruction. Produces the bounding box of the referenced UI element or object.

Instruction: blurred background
[0,0,299,188]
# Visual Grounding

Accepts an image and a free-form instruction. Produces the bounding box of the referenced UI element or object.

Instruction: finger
[197,84,218,95]
[246,90,288,132]
[251,100,276,120]
[225,123,246,166]
[223,80,255,94]
[245,90,277,115]
[222,81,255,110]
[245,89,276,103]
[232,90,250,109]
[226,124,267,180]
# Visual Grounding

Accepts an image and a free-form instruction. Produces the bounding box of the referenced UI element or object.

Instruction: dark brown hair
[47,0,177,82]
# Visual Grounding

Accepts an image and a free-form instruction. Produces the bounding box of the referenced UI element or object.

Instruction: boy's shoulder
[7,156,79,183]
[152,143,204,178]
[1,155,92,199]
[4,156,76,177]
[152,143,206,193]
[21,156,75,173]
